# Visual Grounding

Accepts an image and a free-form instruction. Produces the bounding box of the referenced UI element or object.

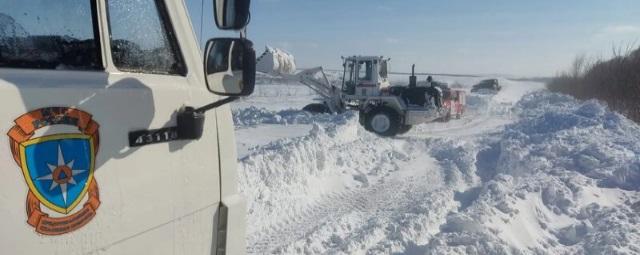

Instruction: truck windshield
[0,0,101,70]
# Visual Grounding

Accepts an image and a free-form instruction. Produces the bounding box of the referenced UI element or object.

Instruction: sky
[187,0,640,77]
[2,1,638,77]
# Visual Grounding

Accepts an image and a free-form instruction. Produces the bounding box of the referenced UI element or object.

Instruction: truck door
[0,0,222,254]
[342,60,357,95]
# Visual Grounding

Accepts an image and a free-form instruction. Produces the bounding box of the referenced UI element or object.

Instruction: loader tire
[397,125,413,135]
[444,112,452,122]
[303,103,330,114]
[365,106,400,137]
[359,110,370,130]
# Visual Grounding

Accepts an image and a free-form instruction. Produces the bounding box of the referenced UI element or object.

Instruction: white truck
[0,0,255,254]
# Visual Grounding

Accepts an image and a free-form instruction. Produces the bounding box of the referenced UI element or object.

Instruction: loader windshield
[379,60,388,79]
[342,60,356,94]
[344,61,355,82]
[358,61,373,82]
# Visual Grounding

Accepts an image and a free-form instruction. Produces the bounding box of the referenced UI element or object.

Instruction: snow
[235,124,313,159]
[232,74,640,254]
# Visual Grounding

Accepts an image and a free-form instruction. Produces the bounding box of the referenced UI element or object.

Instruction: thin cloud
[385,37,401,44]
[599,25,640,36]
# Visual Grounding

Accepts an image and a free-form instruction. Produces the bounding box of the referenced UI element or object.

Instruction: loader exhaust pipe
[409,64,417,88]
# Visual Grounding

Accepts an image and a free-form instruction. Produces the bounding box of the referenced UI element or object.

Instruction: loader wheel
[359,110,369,130]
[397,125,413,135]
[303,103,330,114]
[444,112,452,122]
[365,106,400,137]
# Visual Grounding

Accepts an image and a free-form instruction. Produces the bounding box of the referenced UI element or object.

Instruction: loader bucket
[256,46,297,75]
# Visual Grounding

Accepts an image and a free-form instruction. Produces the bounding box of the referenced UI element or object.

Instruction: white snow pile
[256,72,301,85]
[240,119,461,254]
[237,88,640,254]
[426,92,640,255]
[232,107,350,127]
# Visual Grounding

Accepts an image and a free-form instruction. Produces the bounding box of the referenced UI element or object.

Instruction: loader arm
[296,67,336,100]
[294,67,345,113]
[256,46,345,112]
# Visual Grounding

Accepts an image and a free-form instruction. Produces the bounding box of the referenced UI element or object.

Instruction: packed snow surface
[233,74,640,254]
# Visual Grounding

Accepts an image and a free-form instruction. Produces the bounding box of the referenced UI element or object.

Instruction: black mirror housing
[214,0,251,30]
[203,38,255,96]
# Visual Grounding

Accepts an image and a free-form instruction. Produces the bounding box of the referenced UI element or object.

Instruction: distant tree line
[547,46,640,123]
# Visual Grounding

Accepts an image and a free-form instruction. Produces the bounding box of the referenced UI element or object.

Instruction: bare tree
[548,46,640,123]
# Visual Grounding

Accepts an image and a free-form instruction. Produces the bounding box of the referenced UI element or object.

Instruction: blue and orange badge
[7,107,101,235]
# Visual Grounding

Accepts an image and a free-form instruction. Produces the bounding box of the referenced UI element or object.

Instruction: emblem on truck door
[7,107,101,235]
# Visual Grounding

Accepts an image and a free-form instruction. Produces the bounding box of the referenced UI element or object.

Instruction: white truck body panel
[0,0,245,254]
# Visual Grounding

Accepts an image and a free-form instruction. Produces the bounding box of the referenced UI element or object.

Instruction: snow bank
[240,119,468,253]
[506,92,640,190]
[425,92,640,254]
[233,106,348,127]
[237,73,640,254]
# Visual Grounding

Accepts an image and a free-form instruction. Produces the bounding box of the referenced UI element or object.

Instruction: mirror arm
[128,96,241,147]
[172,96,239,141]
[195,96,239,113]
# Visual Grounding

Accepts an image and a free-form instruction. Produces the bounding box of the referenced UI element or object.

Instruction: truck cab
[0,0,253,254]
[342,56,391,97]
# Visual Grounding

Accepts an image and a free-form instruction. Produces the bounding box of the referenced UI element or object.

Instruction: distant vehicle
[471,79,501,93]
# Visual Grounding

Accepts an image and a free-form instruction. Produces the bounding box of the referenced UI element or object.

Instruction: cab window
[345,61,355,83]
[0,0,101,70]
[107,0,185,75]
[379,61,388,79]
[358,61,373,81]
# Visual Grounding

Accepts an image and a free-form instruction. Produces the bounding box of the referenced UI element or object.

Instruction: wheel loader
[257,50,466,137]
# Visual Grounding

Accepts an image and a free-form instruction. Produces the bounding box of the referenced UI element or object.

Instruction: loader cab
[342,56,391,97]
[0,0,253,254]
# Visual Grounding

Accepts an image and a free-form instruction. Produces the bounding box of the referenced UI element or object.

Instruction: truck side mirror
[204,38,255,96]
[214,0,251,30]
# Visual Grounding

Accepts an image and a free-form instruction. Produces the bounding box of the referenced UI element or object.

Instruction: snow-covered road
[233,75,640,254]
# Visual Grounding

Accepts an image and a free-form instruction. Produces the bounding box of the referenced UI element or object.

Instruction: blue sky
[188,0,640,77]
[2,1,638,77]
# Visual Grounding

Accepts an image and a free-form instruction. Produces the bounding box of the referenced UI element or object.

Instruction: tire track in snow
[243,99,502,253]
[240,81,550,253]
[247,153,452,254]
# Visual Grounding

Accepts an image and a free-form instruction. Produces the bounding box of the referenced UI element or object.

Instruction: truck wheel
[365,106,400,137]
[359,110,371,131]
[456,108,464,119]
[397,125,413,135]
[303,103,330,114]
[444,112,452,122]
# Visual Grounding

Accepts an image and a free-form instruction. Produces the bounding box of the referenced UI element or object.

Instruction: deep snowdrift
[233,79,640,254]
[425,92,640,255]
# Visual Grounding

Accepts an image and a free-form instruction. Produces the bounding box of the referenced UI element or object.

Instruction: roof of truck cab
[344,56,386,61]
